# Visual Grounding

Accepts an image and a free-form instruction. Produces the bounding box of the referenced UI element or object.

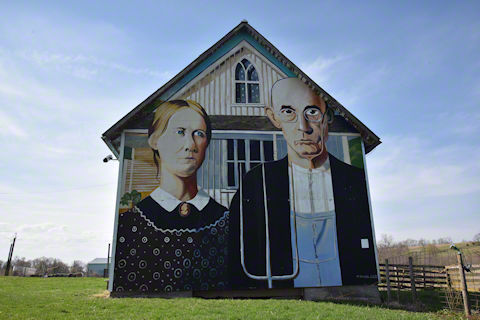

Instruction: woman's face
[154,108,208,178]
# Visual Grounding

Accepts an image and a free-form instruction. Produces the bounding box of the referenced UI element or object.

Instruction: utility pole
[106,243,111,289]
[106,243,111,278]
[4,233,17,276]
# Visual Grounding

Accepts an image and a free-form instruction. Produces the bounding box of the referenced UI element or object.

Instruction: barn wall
[173,42,287,117]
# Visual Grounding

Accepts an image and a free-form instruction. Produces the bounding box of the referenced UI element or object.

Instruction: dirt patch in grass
[92,290,110,298]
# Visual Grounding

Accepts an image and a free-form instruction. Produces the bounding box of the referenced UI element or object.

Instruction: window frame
[232,58,264,107]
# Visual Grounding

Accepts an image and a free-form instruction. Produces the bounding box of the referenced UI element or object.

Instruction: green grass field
[0,277,469,320]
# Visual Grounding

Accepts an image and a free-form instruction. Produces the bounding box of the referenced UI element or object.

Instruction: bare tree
[51,259,69,274]
[418,238,428,247]
[402,239,418,247]
[378,234,394,248]
[437,237,453,245]
[32,257,53,275]
[12,257,32,268]
[473,233,480,242]
[70,260,85,273]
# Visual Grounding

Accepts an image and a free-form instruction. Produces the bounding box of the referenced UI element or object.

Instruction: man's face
[268,78,328,162]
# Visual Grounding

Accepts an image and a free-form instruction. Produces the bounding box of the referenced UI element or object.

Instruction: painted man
[228,77,378,289]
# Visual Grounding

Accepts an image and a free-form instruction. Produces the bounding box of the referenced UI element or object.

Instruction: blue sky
[0,1,479,263]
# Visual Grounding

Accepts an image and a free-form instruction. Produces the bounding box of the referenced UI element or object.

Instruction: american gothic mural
[111,78,377,294]
[106,22,379,295]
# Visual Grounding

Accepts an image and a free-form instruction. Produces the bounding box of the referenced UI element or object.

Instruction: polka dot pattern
[113,205,229,293]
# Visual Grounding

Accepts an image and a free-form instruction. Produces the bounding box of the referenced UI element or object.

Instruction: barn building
[87,258,110,277]
[103,21,381,300]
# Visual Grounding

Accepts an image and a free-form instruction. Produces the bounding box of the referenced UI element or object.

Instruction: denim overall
[289,160,342,287]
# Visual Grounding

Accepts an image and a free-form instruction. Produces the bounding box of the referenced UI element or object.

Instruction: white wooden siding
[173,42,287,116]
[123,148,158,194]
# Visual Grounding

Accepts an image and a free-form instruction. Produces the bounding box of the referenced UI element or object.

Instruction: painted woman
[113,100,229,294]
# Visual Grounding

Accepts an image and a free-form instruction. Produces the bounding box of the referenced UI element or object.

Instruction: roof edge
[102,21,249,141]
[102,21,381,153]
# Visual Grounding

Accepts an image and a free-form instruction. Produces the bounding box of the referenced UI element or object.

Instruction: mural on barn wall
[114,100,229,293]
[110,29,378,294]
[228,78,377,290]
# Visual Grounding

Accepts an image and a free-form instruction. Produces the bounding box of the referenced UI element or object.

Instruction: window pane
[326,135,343,161]
[236,83,246,103]
[241,59,251,70]
[348,136,364,169]
[247,67,259,81]
[247,84,260,103]
[263,140,274,161]
[250,140,260,160]
[227,139,234,160]
[275,135,288,160]
[228,163,235,187]
[237,140,245,160]
[235,64,245,80]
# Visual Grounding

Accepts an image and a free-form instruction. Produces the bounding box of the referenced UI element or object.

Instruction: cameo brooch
[178,202,191,217]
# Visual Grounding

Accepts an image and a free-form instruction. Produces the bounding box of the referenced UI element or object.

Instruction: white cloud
[436,110,480,136]
[19,50,172,80]
[368,135,480,242]
[0,221,110,262]
[300,54,350,84]
[0,82,25,97]
[369,135,480,202]
[0,11,127,58]
[300,52,390,107]
[0,110,27,138]
[17,223,66,234]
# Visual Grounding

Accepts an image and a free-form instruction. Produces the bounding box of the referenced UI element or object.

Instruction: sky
[0,1,479,264]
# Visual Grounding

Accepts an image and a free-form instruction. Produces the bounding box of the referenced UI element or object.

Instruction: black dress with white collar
[113,195,229,294]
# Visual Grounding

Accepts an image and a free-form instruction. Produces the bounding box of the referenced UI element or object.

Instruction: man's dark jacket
[227,154,378,289]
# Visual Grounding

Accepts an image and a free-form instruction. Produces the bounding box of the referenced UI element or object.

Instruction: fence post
[457,253,471,317]
[446,268,451,289]
[395,265,400,302]
[409,257,417,302]
[422,266,426,289]
[385,259,391,303]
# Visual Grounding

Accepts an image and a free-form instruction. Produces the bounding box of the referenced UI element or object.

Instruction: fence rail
[378,259,480,316]
[378,263,448,289]
[445,264,480,292]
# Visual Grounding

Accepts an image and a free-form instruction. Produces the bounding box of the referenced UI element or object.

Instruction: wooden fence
[378,259,480,316]
[445,264,480,292]
[379,263,480,292]
[378,263,447,290]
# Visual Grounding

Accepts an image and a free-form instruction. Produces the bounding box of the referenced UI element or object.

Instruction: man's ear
[265,107,282,129]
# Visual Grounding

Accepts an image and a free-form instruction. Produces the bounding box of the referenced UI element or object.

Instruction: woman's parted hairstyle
[147,99,212,177]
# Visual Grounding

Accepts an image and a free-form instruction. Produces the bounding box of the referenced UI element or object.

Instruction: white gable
[172,41,287,116]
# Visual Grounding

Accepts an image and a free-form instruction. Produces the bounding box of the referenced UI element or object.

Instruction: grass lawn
[0,276,469,320]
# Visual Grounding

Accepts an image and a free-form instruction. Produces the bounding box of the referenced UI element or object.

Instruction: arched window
[235,59,260,104]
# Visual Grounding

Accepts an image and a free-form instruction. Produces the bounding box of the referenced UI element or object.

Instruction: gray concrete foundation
[303,285,381,304]
[111,285,381,304]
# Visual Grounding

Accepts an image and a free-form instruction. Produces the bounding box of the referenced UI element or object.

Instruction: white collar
[291,158,331,174]
[149,187,210,212]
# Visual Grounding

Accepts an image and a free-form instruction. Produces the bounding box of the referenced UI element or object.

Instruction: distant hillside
[377,241,480,266]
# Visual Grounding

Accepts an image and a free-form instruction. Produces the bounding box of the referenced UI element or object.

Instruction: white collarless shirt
[288,159,335,214]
